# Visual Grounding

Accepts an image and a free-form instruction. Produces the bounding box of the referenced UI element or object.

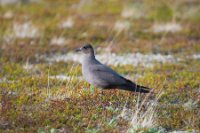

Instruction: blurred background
[0,0,200,132]
[0,0,200,62]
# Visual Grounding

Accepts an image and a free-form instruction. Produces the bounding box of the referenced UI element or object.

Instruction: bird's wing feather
[90,64,127,86]
[89,63,150,93]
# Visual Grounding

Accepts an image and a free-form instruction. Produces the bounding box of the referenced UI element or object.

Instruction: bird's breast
[82,64,93,83]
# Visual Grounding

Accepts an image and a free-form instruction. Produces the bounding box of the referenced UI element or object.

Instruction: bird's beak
[75,47,82,52]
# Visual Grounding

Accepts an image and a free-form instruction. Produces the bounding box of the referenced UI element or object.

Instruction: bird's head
[75,44,95,57]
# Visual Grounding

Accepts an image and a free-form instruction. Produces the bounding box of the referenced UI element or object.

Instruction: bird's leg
[100,89,104,97]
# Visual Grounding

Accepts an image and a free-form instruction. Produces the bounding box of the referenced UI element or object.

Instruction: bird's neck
[82,54,97,65]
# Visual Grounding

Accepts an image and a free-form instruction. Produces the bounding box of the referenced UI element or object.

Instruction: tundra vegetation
[0,0,200,132]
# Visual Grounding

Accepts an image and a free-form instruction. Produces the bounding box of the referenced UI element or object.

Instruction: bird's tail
[134,84,150,93]
[119,79,151,93]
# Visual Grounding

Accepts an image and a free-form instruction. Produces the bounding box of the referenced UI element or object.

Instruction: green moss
[147,1,173,22]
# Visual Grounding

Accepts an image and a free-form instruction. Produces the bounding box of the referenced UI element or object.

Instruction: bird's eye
[83,46,87,49]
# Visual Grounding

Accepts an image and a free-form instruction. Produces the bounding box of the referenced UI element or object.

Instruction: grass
[0,0,200,132]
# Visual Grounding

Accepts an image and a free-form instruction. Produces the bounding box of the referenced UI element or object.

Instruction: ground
[0,0,200,132]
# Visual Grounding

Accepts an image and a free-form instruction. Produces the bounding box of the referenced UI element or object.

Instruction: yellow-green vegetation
[0,0,200,132]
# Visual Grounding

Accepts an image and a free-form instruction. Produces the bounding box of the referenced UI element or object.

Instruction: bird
[75,44,150,93]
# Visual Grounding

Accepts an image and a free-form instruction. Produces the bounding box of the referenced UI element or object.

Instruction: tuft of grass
[127,91,163,130]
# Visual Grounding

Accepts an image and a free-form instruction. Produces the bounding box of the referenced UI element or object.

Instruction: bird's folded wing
[90,64,127,85]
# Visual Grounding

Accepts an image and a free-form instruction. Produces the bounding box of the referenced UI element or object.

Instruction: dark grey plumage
[76,44,150,93]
